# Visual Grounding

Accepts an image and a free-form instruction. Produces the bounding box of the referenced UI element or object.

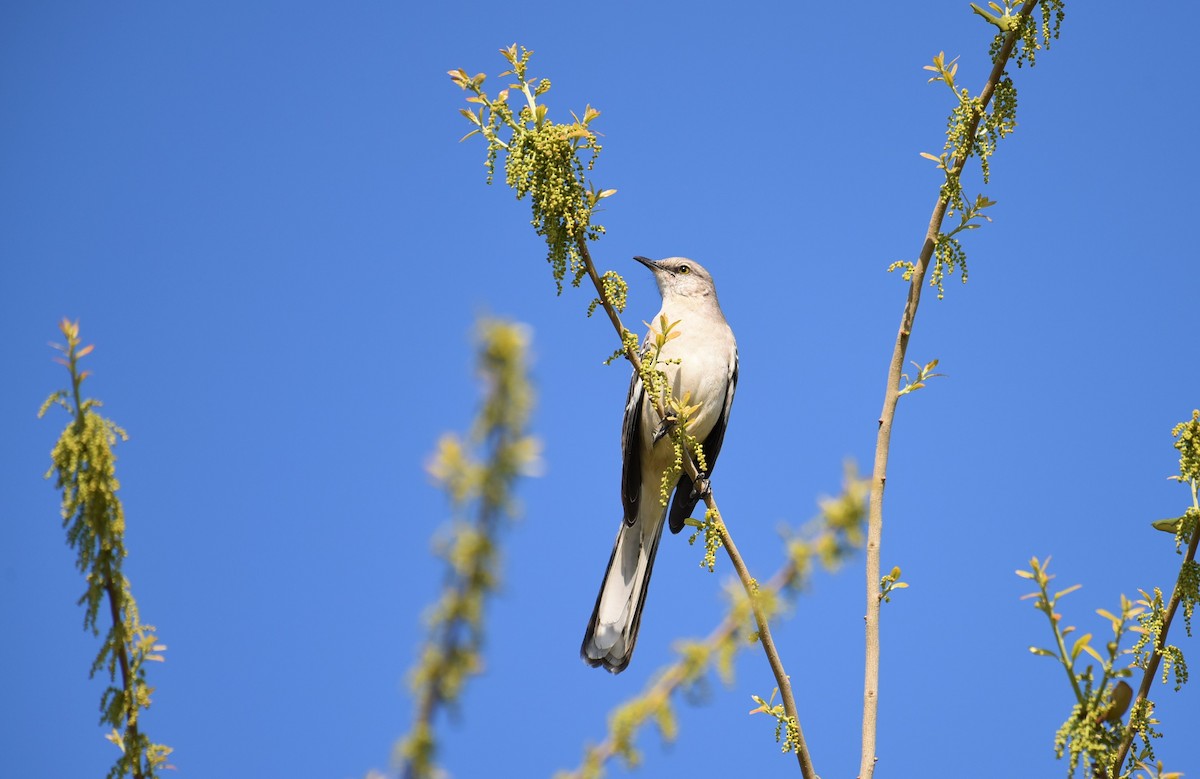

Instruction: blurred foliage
[396,319,540,779]
[39,319,172,779]
[555,463,869,778]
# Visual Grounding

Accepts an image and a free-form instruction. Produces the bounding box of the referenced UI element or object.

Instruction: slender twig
[712,512,813,777]
[1111,490,1200,774]
[1047,602,1089,707]
[858,5,1040,777]
[574,234,815,777]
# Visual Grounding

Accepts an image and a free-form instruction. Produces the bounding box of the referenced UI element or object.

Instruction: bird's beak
[633,255,661,272]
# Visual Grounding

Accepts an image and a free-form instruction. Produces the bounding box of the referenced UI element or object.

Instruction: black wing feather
[620,368,645,525]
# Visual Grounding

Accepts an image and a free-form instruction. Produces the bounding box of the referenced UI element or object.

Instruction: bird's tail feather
[580,512,665,673]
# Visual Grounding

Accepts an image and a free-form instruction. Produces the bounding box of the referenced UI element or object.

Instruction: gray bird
[581,256,738,673]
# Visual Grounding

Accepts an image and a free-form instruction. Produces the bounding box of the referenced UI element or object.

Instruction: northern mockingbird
[581,256,738,673]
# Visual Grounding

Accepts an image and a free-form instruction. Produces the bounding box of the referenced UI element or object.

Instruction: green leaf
[1054,584,1082,600]
[1152,516,1184,533]
[1070,633,1093,661]
[1029,647,1056,657]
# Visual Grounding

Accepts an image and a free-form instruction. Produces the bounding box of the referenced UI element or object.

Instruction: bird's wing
[620,361,646,525]
[668,345,738,534]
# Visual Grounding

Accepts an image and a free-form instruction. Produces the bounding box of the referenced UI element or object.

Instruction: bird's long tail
[581,509,666,673]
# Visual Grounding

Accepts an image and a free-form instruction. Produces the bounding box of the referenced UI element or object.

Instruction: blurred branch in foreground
[396,319,541,779]
[556,464,868,779]
[39,318,172,779]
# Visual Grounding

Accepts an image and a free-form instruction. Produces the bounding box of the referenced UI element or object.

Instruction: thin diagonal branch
[712,507,813,776]
[566,562,797,777]
[859,4,1041,778]
[575,234,815,778]
[572,602,751,776]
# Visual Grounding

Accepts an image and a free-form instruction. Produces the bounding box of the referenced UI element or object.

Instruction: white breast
[639,304,734,456]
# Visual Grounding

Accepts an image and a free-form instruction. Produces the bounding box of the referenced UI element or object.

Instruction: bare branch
[860,4,1043,777]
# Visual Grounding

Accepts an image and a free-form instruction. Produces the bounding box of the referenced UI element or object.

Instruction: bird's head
[633,256,718,301]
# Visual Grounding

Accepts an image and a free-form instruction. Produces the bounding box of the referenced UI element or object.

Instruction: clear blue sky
[3,3,1198,777]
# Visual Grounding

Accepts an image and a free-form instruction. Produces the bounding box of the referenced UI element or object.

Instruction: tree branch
[397,321,537,779]
[42,319,171,778]
[859,4,1041,777]
[574,234,816,777]
[102,578,145,779]
[1111,492,1200,773]
[66,335,148,779]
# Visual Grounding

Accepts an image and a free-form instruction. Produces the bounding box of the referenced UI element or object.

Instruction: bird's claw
[652,416,677,445]
[690,471,711,502]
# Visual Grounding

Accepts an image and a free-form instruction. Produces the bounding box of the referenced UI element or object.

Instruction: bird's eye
[679,265,691,274]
